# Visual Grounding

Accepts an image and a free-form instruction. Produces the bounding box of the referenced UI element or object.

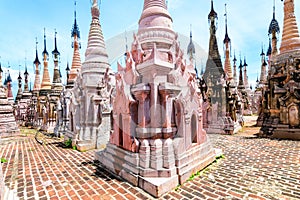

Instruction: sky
[0,0,299,98]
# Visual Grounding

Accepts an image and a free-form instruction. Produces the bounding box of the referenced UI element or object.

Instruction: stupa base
[96,140,218,197]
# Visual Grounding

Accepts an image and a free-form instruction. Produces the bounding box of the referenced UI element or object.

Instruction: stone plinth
[96,139,217,197]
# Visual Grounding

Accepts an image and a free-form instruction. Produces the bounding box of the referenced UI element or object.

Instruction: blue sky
[0,0,299,97]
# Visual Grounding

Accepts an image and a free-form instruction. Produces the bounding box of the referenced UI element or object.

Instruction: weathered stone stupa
[4,71,14,105]
[37,29,52,130]
[203,1,243,134]
[256,47,270,126]
[260,0,300,139]
[68,1,82,87]
[96,0,217,197]
[48,31,63,133]
[256,3,280,125]
[69,0,115,151]
[15,64,32,126]
[62,1,82,139]
[0,63,20,137]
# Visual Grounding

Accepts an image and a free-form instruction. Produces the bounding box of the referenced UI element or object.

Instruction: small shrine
[96,0,217,197]
[67,0,115,151]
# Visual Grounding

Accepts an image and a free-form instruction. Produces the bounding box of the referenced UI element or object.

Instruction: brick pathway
[0,126,299,200]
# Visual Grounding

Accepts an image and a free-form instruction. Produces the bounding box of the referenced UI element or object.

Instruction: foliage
[64,139,72,148]
[1,158,7,163]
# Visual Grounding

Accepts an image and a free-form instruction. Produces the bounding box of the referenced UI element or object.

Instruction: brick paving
[0,125,300,200]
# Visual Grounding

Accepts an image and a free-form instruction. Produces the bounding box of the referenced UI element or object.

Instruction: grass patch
[175,153,226,190]
[64,139,72,148]
[1,158,7,163]
[28,148,35,151]
[20,128,36,136]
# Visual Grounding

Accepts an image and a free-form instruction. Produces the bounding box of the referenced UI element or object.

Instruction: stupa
[37,29,52,130]
[68,0,115,151]
[49,31,63,133]
[203,1,243,134]
[260,0,300,139]
[31,39,41,128]
[62,1,82,140]
[0,63,20,137]
[15,64,32,126]
[96,0,217,197]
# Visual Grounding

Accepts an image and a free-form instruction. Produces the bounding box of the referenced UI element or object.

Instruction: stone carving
[260,0,300,139]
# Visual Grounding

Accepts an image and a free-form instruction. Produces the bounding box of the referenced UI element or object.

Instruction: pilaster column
[135,92,148,128]
[150,83,161,127]
[160,90,173,129]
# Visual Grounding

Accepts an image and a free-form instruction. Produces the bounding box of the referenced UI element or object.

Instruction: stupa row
[2,0,300,197]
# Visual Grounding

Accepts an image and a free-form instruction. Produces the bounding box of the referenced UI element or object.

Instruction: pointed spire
[223,3,232,80]
[279,0,300,53]
[6,70,12,82]
[23,61,29,93]
[83,0,108,64]
[260,46,268,84]
[24,57,29,76]
[232,52,237,86]
[6,70,13,99]
[52,30,60,59]
[223,3,231,44]
[42,28,48,58]
[40,28,52,91]
[65,62,70,84]
[33,38,41,93]
[260,44,265,56]
[34,38,40,65]
[208,0,218,20]
[233,52,237,62]
[243,56,250,90]
[69,1,82,85]
[52,30,62,86]
[243,57,248,67]
[267,37,272,56]
[268,0,280,35]
[18,70,22,81]
[72,0,80,38]
[204,0,224,82]
[66,62,70,71]
[16,67,23,102]
[187,24,196,60]
[238,56,244,89]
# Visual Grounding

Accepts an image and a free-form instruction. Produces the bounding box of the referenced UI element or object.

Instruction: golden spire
[69,0,82,85]
[33,37,41,93]
[223,3,232,80]
[279,0,300,54]
[40,28,52,90]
